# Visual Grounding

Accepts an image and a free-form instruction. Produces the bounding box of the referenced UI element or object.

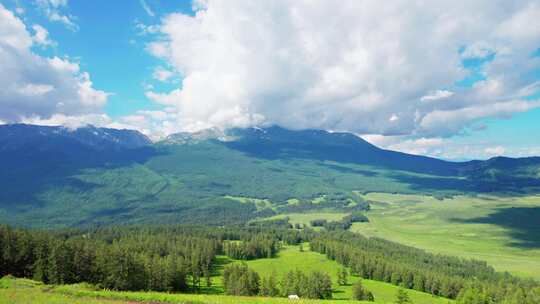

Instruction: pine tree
[47,241,73,285]
[413,275,424,291]
[395,288,412,304]
[352,280,364,300]
[338,267,348,285]
[267,272,279,297]
[260,277,270,296]
[352,280,375,302]
[280,270,296,297]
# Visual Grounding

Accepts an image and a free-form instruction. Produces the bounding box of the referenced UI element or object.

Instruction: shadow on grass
[450,206,540,249]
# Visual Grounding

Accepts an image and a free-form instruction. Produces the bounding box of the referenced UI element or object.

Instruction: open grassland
[263,212,349,227]
[350,193,540,279]
[228,245,452,304]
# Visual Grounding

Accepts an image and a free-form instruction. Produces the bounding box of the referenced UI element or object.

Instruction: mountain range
[1,123,539,228]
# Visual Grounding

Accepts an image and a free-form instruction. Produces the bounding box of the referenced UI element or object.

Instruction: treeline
[0,225,308,292]
[223,235,280,260]
[0,225,218,291]
[456,285,540,304]
[310,212,369,230]
[310,231,540,303]
[273,192,370,214]
[223,264,333,299]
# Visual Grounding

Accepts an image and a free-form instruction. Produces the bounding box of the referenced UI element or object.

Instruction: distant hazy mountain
[0,123,539,228]
[0,124,151,151]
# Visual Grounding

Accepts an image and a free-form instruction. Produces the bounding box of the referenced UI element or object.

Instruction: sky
[0,0,539,160]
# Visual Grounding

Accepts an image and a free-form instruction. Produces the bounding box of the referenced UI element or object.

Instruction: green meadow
[0,277,128,304]
[264,212,350,227]
[350,193,540,279]
[224,245,452,304]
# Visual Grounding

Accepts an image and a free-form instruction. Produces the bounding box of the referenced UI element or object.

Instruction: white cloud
[420,90,454,102]
[461,41,496,59]
[419,99,540,137]
[19,112,160,139]
[31,24,54,46]
[143,0,540,136]
[35,0,77,31]
[16,83,55,96]
[21,113,113,130]
[139,0,155,17]
[0,4,109,123]
[361,134,535,160]
[134,21,159,35]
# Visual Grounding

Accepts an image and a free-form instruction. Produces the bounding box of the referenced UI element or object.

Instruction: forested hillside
[1,124,540,228]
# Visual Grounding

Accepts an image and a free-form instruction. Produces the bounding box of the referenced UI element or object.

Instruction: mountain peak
[162,127,235,144]
[0,123,151,151]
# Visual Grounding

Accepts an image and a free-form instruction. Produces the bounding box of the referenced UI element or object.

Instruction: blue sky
[0,0,539,160]
[4,0,193,117]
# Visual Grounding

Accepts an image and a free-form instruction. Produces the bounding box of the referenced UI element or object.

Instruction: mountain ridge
[1,123,539,228]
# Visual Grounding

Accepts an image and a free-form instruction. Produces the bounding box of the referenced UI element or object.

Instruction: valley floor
[264,193,540,279]
[350,193,540,279]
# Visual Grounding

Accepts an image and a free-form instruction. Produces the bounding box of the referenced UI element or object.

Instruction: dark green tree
[352,279,374,301]
[338,267,348,285]
[395,288,412,304]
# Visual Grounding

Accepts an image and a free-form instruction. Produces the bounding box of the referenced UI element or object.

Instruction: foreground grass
[0,277,128,304]
[1,276,374,304]
[351,193,540,279]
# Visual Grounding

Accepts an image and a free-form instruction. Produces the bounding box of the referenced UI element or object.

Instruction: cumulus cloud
[143,0,540,137]
[0,4,109,123]
[418,99,540,137]
[35,0,77,31]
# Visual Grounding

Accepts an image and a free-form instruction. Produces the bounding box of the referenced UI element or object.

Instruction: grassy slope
[350,193,540,279]
[0,277,128,304]
[228,245,452,304]
[1,276,374,304]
